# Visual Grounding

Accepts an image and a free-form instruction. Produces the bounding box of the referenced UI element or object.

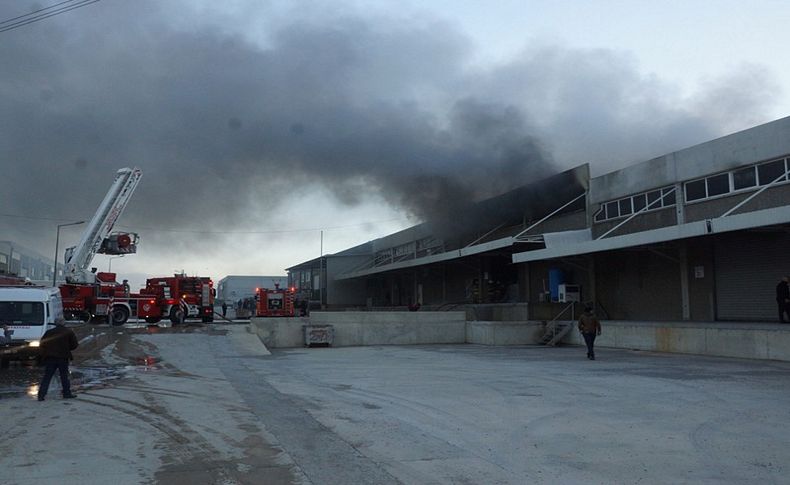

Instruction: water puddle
[0,358,161,399]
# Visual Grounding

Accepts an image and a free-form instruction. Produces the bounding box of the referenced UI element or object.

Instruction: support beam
[679,242,690,320]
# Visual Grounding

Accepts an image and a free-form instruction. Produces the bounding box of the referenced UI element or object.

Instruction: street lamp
[53,221,85,286]
[108,255,124,272]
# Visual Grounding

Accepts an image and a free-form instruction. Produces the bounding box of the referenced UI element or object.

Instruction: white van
[0,286,65,366]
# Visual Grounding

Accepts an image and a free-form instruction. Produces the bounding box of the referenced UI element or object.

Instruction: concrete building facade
[0,240,58,284]
[513,115,790,323]
[216,275,288,304]
[288,116,790,325]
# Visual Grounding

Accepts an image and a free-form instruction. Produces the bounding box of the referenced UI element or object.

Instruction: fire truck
[0,275,30,286]
[255,283,296,317]
[137,273,215,324]
[59,167,143,325]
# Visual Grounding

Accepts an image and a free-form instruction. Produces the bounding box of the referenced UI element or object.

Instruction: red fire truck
[58,167,143,325]
[255,283,296,317]
[137,274,215,324]
[61,271,130,323]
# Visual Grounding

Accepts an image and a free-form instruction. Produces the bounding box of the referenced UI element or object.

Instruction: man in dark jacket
[776,277,790,323]
[578,305,602,360]
[37,318,78,401]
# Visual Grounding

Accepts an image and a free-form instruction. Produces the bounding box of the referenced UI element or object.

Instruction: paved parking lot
[253,344,790,484]
[2,326,789,484]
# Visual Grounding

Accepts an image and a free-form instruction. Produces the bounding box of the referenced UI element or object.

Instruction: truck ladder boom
[65,167,143,283]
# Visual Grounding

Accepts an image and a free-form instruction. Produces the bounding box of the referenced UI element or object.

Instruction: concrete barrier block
[250,317,305,348]
[362,321,418,346]
[466,322,494,345]
[614,325,656,350]
[767,330,790,361]
[333,322,363,347]
[492,323,541,345]
[705,328,767,360]
[655,326,706,355]
[418,321,465,344]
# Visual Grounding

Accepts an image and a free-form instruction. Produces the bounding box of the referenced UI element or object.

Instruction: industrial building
[216,275,289,304]
[0,240,58,284]
[287,116,790,325]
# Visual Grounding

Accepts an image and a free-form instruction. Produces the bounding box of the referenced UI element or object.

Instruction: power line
[0,211,409,234]
[0,0,101,34]
[115,218,410,235]
[0,212,78,222]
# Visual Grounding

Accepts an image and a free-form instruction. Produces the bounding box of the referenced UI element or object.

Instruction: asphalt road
[2,324,790,484]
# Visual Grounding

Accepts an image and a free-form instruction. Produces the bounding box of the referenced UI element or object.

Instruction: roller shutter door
[714,232,790,321]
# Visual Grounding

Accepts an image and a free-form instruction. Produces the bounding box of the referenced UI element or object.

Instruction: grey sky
[0,0,785,287]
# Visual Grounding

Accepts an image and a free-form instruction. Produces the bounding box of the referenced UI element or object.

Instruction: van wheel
[110,306,129,326]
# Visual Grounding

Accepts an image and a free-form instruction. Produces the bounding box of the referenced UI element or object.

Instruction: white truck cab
[0,286,64,366]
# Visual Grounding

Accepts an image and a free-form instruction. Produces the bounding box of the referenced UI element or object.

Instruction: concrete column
[442,264,447,303]
[675,182,685,224]
[679,242,690,320]
[588,256,596,306]
[522,263,530,303]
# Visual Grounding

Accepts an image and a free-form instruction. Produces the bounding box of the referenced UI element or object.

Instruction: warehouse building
[288,116,790,324]
[216,275,289,304]
[0,240,58,284]
[513,115,790,323]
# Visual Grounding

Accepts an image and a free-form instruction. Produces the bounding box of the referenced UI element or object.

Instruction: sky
[1,0,788,289]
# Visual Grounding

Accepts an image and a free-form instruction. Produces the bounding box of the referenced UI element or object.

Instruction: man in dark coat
[777,277,790,323]
[578,305,602,360]
[37,318,78,401]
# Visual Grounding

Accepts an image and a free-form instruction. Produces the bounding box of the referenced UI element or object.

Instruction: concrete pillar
[588,256,597,307]
[679,242,690,320]
[442,264,447,303]
[675,182,685,224]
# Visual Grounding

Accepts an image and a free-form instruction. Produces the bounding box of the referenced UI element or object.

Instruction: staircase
[540,302,576,346]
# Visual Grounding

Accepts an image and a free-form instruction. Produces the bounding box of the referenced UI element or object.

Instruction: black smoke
[0,1,779,262]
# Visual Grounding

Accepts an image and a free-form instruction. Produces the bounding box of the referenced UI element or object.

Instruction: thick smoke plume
[0,1,779,264]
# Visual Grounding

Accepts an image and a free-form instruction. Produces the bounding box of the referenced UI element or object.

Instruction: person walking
[221,301,228,318]
[578,305,602,360]
[776,277,790,323]
[37,318,78,401]
[0,324,12,346]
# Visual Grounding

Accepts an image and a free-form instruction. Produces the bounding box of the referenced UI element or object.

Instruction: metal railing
[543,301,576,344]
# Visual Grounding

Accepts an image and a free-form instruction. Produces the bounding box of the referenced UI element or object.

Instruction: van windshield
[0,301,45,325]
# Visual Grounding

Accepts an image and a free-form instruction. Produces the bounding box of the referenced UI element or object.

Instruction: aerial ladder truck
[59,167,143,325]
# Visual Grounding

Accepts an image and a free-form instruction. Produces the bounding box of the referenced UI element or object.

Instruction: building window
[606,201,619,219]
[633,193,647,212]
[757,159,787,185]
[733,166,756,190]
[646,190,661,207]
[683,156,789,204]
[618,198,632,216]
[595,185,675,223]
[594,206,606,222]
[706,173,730,197]
[662,187,676,205]
[685,179,707,202]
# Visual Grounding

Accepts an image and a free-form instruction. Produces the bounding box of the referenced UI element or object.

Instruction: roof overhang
[512,205,790,263]
[335,236,515,280]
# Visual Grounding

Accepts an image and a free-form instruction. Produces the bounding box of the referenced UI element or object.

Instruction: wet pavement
[3,324,790,484]
[0,321,234,400]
